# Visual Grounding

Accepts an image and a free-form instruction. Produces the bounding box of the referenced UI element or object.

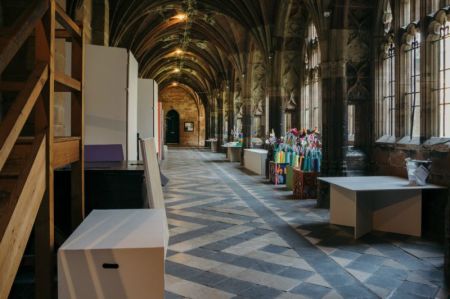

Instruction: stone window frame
[398,22,422,144]
[375,0,396,144]
[376,34,396,144]
[301,21,321,130]
[425,8,450,148]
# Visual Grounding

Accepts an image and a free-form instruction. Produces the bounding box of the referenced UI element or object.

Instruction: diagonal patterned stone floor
[162,149,449,299]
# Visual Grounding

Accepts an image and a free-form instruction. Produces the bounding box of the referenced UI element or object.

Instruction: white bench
[319,176,445,239]
[222,144,242,162]
[244,149,268,175]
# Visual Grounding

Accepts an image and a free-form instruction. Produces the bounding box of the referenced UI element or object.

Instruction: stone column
[268,51,283,137]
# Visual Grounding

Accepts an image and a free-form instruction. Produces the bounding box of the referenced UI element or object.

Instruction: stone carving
[383,2,393,34]
[285,91,297,112]
[254,99,264,117]
[234,79,243,120]
[345,8,373,103]
[281,50,300,121]
[251,51,266,118]
[347,10,371,63]
[286,1,303,37]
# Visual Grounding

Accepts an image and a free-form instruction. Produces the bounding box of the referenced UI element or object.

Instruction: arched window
[301,22,321,130]
[382,38,396,137]
[431,10,450,137]
[437,18,450,137]
[429,1,450,14]
[403,25,421,138]
[376,1,396,140]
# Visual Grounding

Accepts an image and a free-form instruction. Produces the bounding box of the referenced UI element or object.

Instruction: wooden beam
[55,3,81,38]
[70,25,85,229]
[0,63,48,172]
[0,0,49,75]
[35,0,55,297]
[55,71,81,92]
[0,135,46,299]
[55,28,72,40]
[52,137,80,169]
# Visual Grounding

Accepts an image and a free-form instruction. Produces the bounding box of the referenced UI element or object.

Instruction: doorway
[166,110,180,144]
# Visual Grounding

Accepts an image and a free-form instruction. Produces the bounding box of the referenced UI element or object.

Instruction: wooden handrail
[0,0,49,75]
[0,133,46,299]
[0,62,48,171]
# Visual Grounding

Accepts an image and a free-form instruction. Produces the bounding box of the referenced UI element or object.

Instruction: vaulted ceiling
[109,0,287,98]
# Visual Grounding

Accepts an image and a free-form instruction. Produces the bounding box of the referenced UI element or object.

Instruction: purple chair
[85,144,124,162]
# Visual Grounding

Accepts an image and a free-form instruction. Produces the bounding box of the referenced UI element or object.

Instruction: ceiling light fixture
[173,68,181,73]
[174,49,183,55]
[174,13,188,21]
[172,82,178,86]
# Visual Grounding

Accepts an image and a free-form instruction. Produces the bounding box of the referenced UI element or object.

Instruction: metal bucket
[405,158,432,186]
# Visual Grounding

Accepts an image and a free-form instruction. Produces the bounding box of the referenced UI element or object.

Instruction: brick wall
[373,146,450,186]
[160,86,206,147]
[374,146,449,242]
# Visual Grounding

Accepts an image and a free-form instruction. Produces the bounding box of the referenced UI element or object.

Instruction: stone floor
[162,149,448,299]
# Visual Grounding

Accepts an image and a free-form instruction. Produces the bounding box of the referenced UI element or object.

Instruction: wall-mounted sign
[184,122,194,132]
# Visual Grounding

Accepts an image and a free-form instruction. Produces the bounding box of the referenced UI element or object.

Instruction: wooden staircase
[0,1,84,298]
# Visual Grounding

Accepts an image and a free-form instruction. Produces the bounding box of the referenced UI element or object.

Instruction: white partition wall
[153,81,159,153]
[127,53,139,160]
[85,44,139,160]
[137,79,159,159]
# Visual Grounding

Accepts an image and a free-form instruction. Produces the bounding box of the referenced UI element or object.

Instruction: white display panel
[137,79,159,159]
[127,52,139,160]
[153,80,160,154]
[85,45,128,155]
[85,45,140,160]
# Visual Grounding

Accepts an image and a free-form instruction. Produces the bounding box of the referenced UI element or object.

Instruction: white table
[58,209,167,299]
[244,149,268,175]
[319,176,444,239]
[222,145,242,162]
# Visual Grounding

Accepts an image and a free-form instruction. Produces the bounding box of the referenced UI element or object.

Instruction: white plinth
[319,176,444,239]
[58,209,167,299]
[222,145,242,162]
[244,149,268,175]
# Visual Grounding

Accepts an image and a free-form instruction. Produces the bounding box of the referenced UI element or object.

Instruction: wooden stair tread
[1,142,33,177]
[15,137,35,144]
[54,136,81,143]
[0,178,16,203]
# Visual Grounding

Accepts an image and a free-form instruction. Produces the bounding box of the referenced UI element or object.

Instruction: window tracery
[301,22,321,130]
[403,24,421,138]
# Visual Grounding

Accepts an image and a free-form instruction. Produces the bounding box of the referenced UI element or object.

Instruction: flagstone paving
[162,149,448,299]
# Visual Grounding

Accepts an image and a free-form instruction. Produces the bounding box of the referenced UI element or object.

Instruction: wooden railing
[0,1,84,298]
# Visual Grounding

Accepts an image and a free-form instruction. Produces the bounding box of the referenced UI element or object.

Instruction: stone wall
[160,86,206,147]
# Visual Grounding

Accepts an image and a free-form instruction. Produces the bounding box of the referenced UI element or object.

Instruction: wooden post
[35,0,55,298]
[70,24,84,229]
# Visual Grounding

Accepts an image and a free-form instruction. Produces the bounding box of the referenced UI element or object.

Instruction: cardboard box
[58,209,167,299]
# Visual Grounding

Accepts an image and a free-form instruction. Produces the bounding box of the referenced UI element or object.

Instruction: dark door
[166,110,180,144]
